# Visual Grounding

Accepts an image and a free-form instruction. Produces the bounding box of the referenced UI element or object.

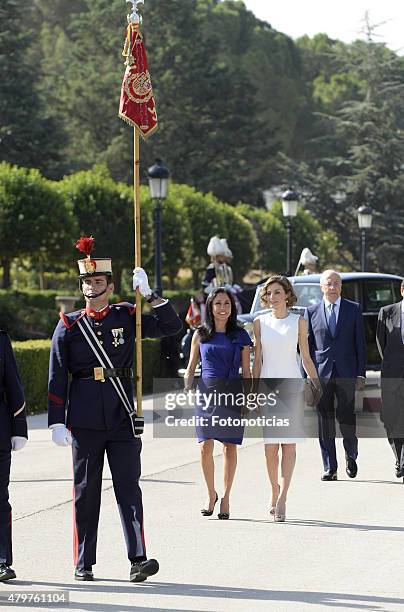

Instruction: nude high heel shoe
[274,500,286,522]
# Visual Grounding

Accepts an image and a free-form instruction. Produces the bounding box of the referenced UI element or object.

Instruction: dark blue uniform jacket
[48,302,182,430]
[0,332,27,451]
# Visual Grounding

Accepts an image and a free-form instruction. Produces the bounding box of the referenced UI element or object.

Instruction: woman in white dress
[252,275,319,522]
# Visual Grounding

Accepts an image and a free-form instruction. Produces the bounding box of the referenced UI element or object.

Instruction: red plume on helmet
[75,236,95,257]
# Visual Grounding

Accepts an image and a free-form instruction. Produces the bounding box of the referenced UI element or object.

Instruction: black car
[238,272,403,370]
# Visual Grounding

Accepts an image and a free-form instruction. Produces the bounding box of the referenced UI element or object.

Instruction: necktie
[329,303,337,337]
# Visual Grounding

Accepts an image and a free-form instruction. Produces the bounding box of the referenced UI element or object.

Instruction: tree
[276,27,404,274]
[59,165,136,294]
[181,187,227,288]
[161,198,192,289]
[0,163,77,288]
[236,204,286,274]
[32,0,305,204]
[268,200,342,273]
[0,0,64,175]
[221,205,257,282]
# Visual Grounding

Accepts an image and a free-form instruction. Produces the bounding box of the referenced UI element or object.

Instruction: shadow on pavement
[13,581,404,610]
[230,517,404,532]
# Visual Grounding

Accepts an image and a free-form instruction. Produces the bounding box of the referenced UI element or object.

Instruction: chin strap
[83,286,108,300]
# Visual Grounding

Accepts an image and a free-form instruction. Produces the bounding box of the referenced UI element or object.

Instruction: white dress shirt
[323,297,341,326]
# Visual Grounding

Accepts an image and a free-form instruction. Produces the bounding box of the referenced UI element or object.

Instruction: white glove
[51,424,72,447]
[132,267,152,296]
[11,436,27,452]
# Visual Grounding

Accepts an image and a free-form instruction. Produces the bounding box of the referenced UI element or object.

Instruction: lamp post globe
[281,188,300,276]
[147,158,170,200]
[357,205,373,272]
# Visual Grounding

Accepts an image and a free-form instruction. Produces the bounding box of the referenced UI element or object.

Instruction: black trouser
[381,382,404,470]
[317,374,357,472]
[387,438,404,471]
[71,421,145,570]
[0,450,12,566]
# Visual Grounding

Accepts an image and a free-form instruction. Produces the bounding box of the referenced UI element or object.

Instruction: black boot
[0,563,16,581]
[74,567,94,581]
[129,558,159,583]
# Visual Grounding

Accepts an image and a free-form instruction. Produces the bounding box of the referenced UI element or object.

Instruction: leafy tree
[0,0,64,175]
[277,28,404,274]
[180,186,227,287]
[0,163,77,288]
[161,198,192,289]
[221,205,257,282]
[236,204,286,273]
[32,0,305,203]
[267,200,342,273]
[59,165,136,294]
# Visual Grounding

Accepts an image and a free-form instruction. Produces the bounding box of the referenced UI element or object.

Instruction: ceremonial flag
[118,23,158,138]
[117,2,159,422]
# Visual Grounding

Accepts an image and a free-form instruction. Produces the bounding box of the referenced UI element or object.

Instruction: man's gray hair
[320,269,342,284]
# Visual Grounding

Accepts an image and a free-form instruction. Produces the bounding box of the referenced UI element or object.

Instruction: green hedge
[13,340,51,414]
[0,291,65,340]
[0,289,189,340]
[13,339,162,415]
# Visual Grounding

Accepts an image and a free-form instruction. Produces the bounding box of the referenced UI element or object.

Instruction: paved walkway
[5,402,404,611]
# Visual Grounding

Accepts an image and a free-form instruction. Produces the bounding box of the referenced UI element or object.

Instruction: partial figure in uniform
[295,248,318,276]
[376,279,404,480]
[202,236,234,297]
[48,237,182,582]
[0,333,27,582]
[202,236,242,313]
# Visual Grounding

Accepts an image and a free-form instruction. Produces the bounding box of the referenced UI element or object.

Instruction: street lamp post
[357,205,373,272]
[281,188,299,276]
[147,159,170,296]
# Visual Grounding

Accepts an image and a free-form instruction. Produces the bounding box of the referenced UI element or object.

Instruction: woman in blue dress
[184,287,252,519]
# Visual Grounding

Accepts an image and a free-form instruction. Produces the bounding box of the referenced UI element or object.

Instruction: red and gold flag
[118,24,158,138]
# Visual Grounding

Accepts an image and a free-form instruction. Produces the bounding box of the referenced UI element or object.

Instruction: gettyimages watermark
[151,378,398,439]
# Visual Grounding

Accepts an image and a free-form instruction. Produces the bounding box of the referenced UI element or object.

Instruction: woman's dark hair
[198,287,239,342]
[260,275,298,308]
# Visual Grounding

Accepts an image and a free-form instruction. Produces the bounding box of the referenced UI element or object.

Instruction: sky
[243,0,404,54]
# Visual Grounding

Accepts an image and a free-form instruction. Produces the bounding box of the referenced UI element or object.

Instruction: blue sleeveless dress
[195,328,252,444]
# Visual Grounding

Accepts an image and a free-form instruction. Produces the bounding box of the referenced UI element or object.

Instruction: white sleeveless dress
[258,311,305,444]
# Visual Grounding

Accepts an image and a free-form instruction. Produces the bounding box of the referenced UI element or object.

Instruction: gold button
[97,331,102,336]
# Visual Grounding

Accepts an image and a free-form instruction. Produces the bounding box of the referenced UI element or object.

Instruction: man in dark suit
[376,279,404,479]
[306,270,366,480]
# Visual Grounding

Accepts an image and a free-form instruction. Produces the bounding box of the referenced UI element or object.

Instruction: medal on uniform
[111,328,125,347]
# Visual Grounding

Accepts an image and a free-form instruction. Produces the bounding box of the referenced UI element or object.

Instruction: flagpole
[133,125,143,418]
[120,0,158,422]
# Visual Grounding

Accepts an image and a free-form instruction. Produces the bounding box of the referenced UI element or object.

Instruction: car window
[294,284,322,307]
[392,280,403,302]
[341,280,358,302]
[363,280,400,312]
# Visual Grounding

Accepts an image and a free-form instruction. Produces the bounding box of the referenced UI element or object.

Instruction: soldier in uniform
[202,236,234,297]
[0,333,27,582]
[48,237,182,582]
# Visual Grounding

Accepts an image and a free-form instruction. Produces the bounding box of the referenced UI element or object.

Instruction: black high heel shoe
[218,498,230,520]
[201,492,218,516]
